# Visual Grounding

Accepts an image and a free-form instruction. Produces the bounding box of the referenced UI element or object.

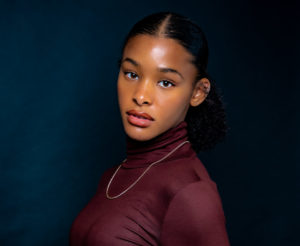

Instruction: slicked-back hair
[120,12,228,153]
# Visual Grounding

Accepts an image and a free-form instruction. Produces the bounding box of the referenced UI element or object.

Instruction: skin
[117,34,211,141]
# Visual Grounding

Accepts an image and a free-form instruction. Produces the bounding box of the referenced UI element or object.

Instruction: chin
[124,123,158,142]
[126,129,154,142]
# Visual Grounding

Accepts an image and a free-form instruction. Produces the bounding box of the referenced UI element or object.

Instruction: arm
[160,181,230,246]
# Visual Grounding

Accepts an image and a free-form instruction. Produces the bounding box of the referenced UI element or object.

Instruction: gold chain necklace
[106,140,190,199]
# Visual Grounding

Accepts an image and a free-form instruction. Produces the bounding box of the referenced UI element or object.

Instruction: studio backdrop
[0,0,297,246]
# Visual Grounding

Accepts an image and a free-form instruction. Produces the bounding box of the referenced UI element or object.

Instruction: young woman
[70,12,230,246]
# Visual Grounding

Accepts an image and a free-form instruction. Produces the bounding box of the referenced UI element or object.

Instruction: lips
[126,110,154,121]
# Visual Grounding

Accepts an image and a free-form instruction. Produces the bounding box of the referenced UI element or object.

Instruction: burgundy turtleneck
[69,121,230,246]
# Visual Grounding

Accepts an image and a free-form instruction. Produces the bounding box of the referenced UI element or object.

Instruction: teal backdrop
[0,0,297,245]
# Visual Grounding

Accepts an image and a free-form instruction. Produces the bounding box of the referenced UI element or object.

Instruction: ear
[190,78,211,107]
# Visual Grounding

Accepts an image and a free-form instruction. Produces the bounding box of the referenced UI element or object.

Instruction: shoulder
[159,154,213,181]
[165,181,225,223]
[160,180,230,245]
[154,155,216,196]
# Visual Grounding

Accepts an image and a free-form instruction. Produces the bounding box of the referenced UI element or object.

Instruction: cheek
[117,73,123,92]
[117,87,125,112]
[117,78,127,107]
[156,92,190,117]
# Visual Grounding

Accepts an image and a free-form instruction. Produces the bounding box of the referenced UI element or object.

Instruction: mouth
[126,113,150,120]
[126,110,154,121]
[126,110,154,127]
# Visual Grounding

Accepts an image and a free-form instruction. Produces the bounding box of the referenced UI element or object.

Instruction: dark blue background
[0,0,297,245]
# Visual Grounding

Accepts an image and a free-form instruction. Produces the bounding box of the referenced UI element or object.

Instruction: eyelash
[123,71,175,88]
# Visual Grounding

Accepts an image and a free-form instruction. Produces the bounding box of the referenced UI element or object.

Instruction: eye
[158,80,175,88]
[124,71,139,80]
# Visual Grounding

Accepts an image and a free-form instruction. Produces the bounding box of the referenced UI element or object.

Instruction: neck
[123,121,195,168]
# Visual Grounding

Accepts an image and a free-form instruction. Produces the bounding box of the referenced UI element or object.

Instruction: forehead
[123,35,195,69]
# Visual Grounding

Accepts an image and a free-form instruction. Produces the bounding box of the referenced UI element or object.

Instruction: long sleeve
[160,181,230,246]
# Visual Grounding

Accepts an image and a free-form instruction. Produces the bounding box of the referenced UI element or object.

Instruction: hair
[120,12,228,153]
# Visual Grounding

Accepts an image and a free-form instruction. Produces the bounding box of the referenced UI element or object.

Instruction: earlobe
[190,78,211,107]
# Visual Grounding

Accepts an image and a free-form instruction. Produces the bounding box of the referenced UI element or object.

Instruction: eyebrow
[158,67,184,80]
[122,57,184,80]
[122,57,139,67]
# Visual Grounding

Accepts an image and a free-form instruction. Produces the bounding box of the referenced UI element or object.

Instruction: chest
[70,170,171,246]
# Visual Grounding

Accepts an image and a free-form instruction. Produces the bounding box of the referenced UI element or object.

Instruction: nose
[133,79,154,106]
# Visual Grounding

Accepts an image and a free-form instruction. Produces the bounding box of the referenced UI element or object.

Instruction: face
[117,34,208,141]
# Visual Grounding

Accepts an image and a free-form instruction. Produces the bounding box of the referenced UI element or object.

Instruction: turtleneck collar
[123,121,194,169]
